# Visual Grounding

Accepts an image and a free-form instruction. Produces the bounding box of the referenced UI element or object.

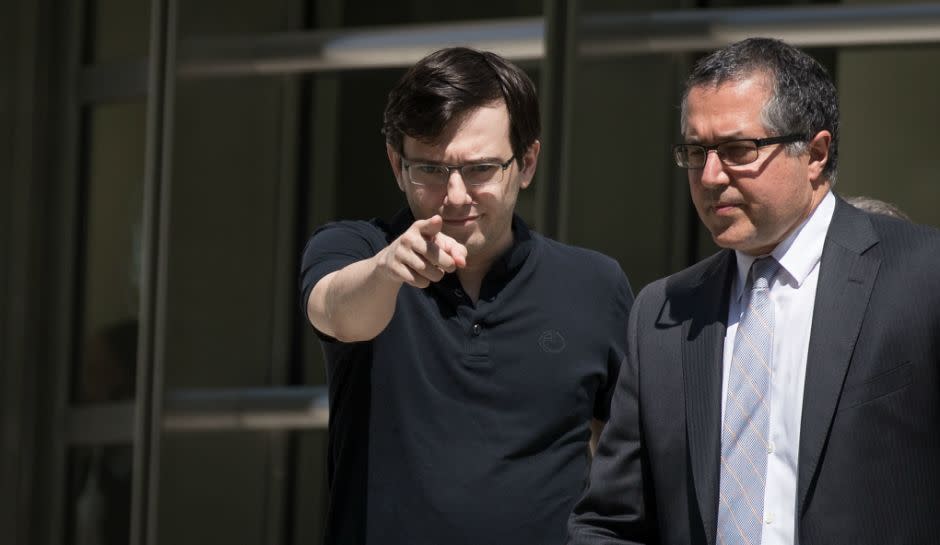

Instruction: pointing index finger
[415,215,444,238]
[433,232,468,269]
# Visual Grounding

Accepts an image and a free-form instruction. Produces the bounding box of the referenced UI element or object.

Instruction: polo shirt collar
[486,214,533,282]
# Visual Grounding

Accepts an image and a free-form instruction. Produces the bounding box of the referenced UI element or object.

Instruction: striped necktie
[717,257,780,545]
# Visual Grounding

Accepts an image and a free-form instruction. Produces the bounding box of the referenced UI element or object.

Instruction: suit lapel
[798,199,880,517]
[681,250,734,545]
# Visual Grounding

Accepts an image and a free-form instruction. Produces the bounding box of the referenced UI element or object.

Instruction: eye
[464,164,499,175]
[685,146,706,162]
[411,165,442,176]
[720,142,756,163]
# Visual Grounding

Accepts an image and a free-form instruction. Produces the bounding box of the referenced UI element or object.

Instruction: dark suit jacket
[569,196,940,545]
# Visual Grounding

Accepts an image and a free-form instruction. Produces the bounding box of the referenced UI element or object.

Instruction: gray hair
[844,195,910,221]
[680,37,839,184]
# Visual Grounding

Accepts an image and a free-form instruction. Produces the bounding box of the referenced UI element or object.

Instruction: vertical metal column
[264,4,307,544]
[131,0,176,543]
[1,0,45,541]
[45,0,87,541]
[537,0,578,241]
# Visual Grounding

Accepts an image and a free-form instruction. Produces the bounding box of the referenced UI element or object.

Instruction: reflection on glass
[67,445,134,545]
[74,102,146,404]
[86,0,150,64]
[165,78,287,389]
[80,320,138,402]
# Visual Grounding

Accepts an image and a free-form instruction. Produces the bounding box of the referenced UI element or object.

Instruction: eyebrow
[682,132,754,145]
[406,155,507,165]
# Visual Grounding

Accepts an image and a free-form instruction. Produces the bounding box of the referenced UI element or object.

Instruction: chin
[711,231,750,251]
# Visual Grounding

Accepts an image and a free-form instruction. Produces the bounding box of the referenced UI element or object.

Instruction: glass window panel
[75,102,145,405]
[836,45,940,228]
[66,445,134,545]
[290,430,329,544]
[178,0,295,37]
[564,52,689,291]
[331,70,409,222]
[164,77,295,389]
[338,0,540,27]
[158,433,273,545]
[565,1,695,291]
[86,0,150,64]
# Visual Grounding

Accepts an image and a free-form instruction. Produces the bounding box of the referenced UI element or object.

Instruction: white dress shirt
[720,190,835,545]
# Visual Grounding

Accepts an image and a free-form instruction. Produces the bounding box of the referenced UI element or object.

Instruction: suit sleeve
[570,286,655,545]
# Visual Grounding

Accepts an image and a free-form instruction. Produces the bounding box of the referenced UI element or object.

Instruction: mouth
[711,202,741,215]
[442,215,480,226]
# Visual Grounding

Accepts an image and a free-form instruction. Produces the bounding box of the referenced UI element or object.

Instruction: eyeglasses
[673,134,806,169]
[401,155,515,188]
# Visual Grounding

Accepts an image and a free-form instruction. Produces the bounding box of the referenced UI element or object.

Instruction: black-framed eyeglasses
[673,134,806,169]
[400,155,515,188]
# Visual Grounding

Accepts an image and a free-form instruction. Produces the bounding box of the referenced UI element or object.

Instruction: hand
[375,215,468,288]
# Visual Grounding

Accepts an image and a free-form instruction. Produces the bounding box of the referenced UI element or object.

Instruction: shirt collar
[733,190,835,302]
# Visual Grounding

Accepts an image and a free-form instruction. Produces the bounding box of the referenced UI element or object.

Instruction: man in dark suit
[569,37,940,545]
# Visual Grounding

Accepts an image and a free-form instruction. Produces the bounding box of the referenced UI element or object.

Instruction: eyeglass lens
[676,141,760,168]
[409,163,504,186]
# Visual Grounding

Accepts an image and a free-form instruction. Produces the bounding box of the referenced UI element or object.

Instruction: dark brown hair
[382,47,540,167]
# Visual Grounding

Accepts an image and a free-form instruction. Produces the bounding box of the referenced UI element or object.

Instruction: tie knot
[750,257,780,291]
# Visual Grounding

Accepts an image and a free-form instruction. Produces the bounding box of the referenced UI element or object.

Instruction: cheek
[688,179,708,210]
[405,189,441,215]
[473,186,509,208]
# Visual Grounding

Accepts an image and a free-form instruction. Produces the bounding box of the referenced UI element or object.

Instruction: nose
[444,170,472,205]
[697,149,730,188]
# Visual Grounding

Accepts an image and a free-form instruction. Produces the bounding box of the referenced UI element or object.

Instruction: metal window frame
[76,4,940,105]
[131,0,175,543]
[60,4,940,545]
[177,3,940,77]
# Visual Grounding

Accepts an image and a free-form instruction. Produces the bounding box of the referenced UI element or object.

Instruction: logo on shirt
[538,330,566,354]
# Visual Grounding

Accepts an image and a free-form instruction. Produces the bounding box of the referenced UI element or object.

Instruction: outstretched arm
[306,215,467,342]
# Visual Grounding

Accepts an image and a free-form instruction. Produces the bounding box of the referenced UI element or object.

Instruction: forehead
[684,75,772,139]
[403,101,512,160]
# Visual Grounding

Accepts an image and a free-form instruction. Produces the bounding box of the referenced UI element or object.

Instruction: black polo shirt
[299,209,633,545]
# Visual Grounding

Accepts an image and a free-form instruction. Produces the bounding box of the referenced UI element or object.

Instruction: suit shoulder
[867,214,940,262]
[663,249,731,294]
[633,250,730,309]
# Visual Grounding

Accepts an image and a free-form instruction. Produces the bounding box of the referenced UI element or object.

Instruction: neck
[458,249,500,304]
[457,228,514,303]
[456,268,485,304]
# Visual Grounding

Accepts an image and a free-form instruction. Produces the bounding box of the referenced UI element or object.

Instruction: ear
[806,130,831,184]
[518,139,541,189]
[387,143,406,192]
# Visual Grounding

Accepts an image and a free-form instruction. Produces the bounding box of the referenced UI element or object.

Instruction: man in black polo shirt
[299,47,633,545]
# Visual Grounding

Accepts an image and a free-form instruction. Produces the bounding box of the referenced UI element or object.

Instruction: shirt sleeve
[298,220,387,330]
[593,264,635,421]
